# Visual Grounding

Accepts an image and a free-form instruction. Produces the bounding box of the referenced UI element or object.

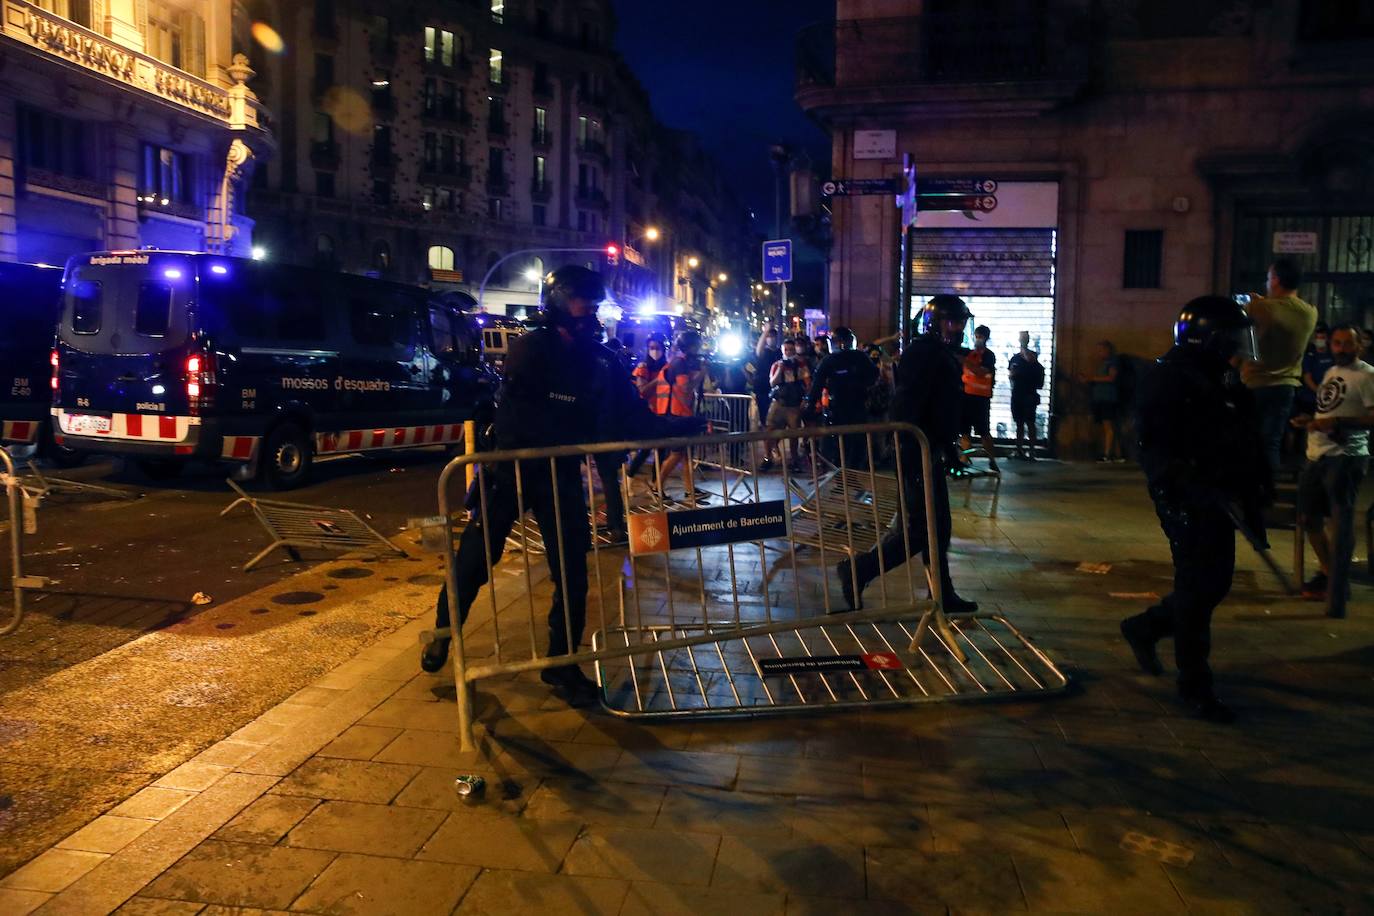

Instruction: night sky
[611,0,835,297]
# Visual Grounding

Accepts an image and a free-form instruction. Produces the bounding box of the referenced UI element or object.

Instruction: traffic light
[605,243,619,266]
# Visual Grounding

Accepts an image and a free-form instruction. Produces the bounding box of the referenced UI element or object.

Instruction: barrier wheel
[262,422,312,490]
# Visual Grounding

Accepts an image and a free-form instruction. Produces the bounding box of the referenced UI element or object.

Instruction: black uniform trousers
[1134,498,1235,697]
[435,459,590,658]
[593,450,627,533]
[853,455,954,590]
[826,403,871,470]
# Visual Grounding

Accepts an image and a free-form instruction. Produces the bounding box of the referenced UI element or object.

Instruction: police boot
[1119,615,1163,676]
[1181,691,1236,725]
[420,637,451,673]
[835,558,867,612]
[540,664,600,708]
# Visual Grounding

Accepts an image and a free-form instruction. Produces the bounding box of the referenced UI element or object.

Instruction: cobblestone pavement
[3,461,1372,915]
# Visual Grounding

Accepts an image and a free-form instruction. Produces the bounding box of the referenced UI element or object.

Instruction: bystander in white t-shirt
[1308,359,1374,460]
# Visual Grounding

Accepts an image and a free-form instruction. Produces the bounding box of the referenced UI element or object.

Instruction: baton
[1222,502,1297,596]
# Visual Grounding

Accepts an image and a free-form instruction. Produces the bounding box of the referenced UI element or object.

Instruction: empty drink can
[453,775,485,802]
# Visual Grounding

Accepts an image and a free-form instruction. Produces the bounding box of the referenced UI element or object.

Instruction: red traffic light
[605,243,620,266]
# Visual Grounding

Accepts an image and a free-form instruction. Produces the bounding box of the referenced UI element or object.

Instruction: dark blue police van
[1,261,68,459]
[53,251,496,488]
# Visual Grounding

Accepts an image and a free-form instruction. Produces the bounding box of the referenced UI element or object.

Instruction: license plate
[67,414,112,434]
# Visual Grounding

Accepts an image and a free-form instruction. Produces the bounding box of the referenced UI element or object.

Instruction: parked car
[52,251,497,488]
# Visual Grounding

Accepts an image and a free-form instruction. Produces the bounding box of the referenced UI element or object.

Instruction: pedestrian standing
[763,337,811,470]
[805,327,878,467]
[1008,331,1044,460]
[422,267,695,705]
[1121,296,1269,723]
[1081,340,1124,462]
[749,328,782,431]
[652,330,708,502]
[1290,324,1374,617]
[1242,259,1317,477]
[837,295,980,615]
[959,324,999,473]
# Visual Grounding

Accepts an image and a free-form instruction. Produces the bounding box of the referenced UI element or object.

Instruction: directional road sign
[915,193,998,213]
[821,178,898,197]
[762,239,792,283]
[918,177,999,195]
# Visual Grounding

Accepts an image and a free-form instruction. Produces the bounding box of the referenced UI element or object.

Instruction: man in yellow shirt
[1243,259,1317,475]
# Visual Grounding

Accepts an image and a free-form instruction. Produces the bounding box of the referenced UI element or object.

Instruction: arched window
[427,245,455,271]
[315,233,336,268]
[372,240,392,273]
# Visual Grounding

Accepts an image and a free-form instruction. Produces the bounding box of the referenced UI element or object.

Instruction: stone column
[107,124,141,249]
[0,93,18,261]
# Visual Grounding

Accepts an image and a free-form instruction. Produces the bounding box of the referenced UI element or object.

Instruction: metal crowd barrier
[221,480,406,570]
[432,423,1068,751]
[0,446,52,636]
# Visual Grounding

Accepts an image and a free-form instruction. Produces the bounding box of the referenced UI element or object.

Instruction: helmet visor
[1217,325,1258,362]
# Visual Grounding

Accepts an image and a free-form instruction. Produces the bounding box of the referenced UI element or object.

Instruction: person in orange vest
[650,330,709,503]
[959,324,999,473]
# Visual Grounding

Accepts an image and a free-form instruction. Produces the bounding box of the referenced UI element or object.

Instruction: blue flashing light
[163,268,183,280]
[209,264,229,276]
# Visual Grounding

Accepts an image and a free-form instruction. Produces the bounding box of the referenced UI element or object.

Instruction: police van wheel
[262,422,312,490]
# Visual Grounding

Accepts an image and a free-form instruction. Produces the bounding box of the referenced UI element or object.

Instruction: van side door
[425,301,494,422]
[342,283,430,428]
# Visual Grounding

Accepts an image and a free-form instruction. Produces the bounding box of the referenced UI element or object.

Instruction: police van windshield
[59,256,192,355]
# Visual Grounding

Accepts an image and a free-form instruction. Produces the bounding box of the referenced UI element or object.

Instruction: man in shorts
[1291,323,1374,618]
[763,337,810,471]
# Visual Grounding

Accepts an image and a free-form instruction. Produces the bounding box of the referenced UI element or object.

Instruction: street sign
[915,193,998,213]
[762,239,792,283]
[854,129,897,160]
[821,178,898,197]
[919,177,999,195]
[1272,231,1318,254]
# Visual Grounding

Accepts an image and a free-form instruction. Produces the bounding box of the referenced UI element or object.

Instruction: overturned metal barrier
[21,461,138,504]
[222,480,405,571]
[0,446,53,635]
[434,423,1068,750]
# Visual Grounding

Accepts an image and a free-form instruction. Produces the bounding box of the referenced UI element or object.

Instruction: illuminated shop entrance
[905,182,1060,444]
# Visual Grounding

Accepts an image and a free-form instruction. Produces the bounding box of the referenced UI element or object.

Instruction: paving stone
[563,826,720,885]
[57,816,157,855]
[286,801,446,858]
[865,847,1025,909]
[619,882,784,916]
[656,786,793,837]
[360,698,471,732]
[926,806,1076,855]
[273,758,419,804]
[213,796,321,845]
[521,778,663,827]
[109,787,199,821]
[317,726,404,761]
[611,749,739,789]
[494,740,622,780]
[143,841,335,909]
[154,761,234,793]
[112,897,207,915]
[736,755,864,797]
[0,848,109,893]
[391,765,530,815]
[289,854,478,915]
[784,897,934,916]
[711,834,864,897]
[453,869,626,915]
[370,728,472,768]
[1014,848,1185,913]
[789,795,932,849]
[415,811,580,872]
[0,888,52,915]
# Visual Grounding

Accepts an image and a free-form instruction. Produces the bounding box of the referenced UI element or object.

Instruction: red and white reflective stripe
[1,420,39,443]
[221,436,261,461]
[315,423,464,455]
[53,409,198,442]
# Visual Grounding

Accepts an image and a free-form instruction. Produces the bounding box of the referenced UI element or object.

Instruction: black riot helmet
[675,329,704,355]
[1174,295,1258,361]
[917,294,971,345]
[832,326,857,349]
[542,265,605,339]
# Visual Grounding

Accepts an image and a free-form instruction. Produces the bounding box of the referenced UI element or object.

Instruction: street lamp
[523,268,541,283]
[717,272,728,282]
[644,226,660,241]
[687,255,699,269]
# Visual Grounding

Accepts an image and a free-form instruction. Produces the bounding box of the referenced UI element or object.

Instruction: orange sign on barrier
[628,511,670,556]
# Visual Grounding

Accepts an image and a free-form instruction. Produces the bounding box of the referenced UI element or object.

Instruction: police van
[473,315,527,369]
[1,261,72,460]
[52,251,496,488]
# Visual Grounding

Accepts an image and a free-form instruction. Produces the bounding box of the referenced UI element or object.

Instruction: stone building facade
[244,0,753,321]
[0,0,272,264]
[798,0,1374,454]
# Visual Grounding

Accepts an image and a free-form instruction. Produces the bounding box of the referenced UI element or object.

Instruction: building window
[534,107,548,142]
[1123,230,1164,289]
[374,179,392,203]
[139,145,193,205]
[489,97,506,133]
[371,71,392,110]
[315,171,335,197]
[489,49,504,85]
[147,1,205,76]
[373,124,393,164]
[17,106,93,180]
[534,62,551,94]
[534,155,546,187]
[491,0,504,24]
[423,132,438,171]
[425,27,455,66]
[489,147,505,178]
[315,233,336,268]
[36,0,92,28]
[428,245,455,271]
[533,204,546,227]
[489,199,503,220]
[372,241,392,273]
[312,112,335,145]
[441,134,458,172]
[578,116,588,147]
[437,188,455,210]
[314,52,334,96]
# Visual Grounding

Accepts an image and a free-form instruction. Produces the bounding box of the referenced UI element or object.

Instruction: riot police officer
[422,266,693,706]
[838,295,979,615]
[1121,295,1268,724]
[805,326,879,467]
